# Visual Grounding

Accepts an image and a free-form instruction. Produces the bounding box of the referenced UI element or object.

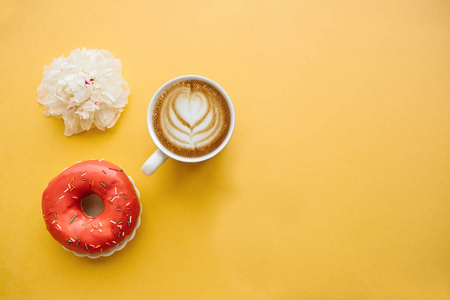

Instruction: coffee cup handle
[141,149,169,176]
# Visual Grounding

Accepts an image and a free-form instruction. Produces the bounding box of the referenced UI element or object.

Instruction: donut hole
[81,194,104,218]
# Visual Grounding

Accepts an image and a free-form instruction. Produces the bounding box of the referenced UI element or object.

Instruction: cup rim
[147,75,236,163]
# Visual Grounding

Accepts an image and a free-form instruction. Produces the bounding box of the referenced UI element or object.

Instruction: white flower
[37,48,130,136]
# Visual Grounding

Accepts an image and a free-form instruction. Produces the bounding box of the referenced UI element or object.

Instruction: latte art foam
[153,80,231,157]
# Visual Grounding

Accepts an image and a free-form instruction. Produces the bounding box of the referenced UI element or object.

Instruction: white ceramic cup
[141,75,236,176]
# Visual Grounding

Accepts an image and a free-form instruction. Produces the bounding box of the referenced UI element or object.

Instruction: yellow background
[1,0,449,299]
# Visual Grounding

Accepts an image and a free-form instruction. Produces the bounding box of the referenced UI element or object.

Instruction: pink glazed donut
[42,160,141,256]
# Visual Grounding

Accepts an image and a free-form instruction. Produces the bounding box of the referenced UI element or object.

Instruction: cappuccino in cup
[152,80,231,158]
[142,75,235,176]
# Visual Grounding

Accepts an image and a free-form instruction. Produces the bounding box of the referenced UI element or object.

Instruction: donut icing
[42,160,141,254]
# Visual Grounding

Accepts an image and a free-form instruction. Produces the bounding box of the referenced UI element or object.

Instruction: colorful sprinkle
[81,173,86,177]
[59,195,64,200]
[110,220,116,224]
[69,214,77,224]
[122,195,127,199]
[74,235,77,239]
[116,208,121,211]
[54,213,58,219]
[127,221,131,226]
[85,244,88,249]
[72,196,78,199]
[91,179,95,187]
[81,178,87,181]
[76,240,81,245]
[119,169,124,171]
[118,232,121,237]
[118,222,123,224]
[56,224,62,230]
[100,182,107,187]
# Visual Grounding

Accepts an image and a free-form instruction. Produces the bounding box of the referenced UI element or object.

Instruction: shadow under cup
[141,75,235,176]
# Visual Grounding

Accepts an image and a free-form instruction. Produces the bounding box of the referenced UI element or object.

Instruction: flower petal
[36,48,129,135]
